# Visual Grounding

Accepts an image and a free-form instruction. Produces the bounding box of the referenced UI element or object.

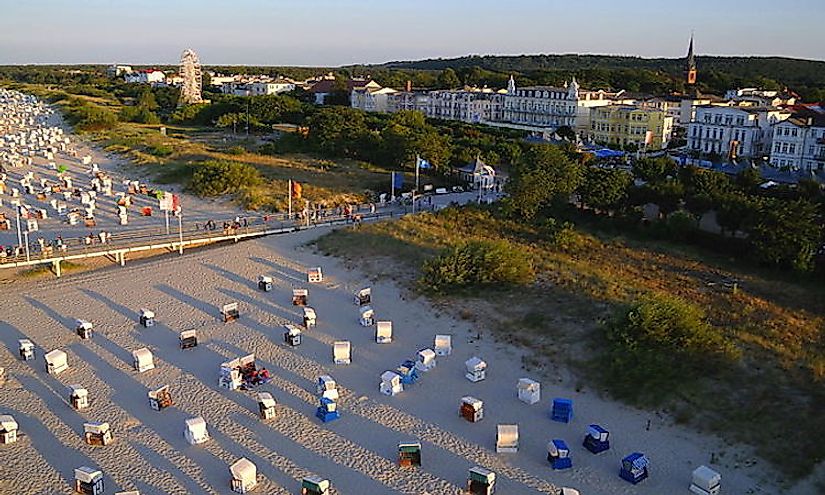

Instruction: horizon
[1,0,823,66]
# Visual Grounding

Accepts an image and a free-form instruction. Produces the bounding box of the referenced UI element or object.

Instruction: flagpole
[413,155,420,214]
[177,207,184,255]
[288,179,293,219]
[390,172,395,202]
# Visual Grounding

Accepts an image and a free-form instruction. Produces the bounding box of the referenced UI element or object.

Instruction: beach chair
[465,357,486,382]
[179,329,198,349]
[551,398,573,423]
[229,458,258,494]
[333,341,351,365]
[398,442,422,467]
[258,275,272,292]
[83,422,113,446]
[139,309,155,327]
[375,321,392,343]
[307,267,323,283]
[148,385,173,411]
[434,334,452,356]
[284,324,302,346]
[619,452,650,484]
[221,302,240,323]
[517,378,540,405]
[583,424,610,454]
[690,465,721,495]
[132,348,155,373]
[396,360,419,385]
[496,424,519,453]
[184,416,210,445]
[547,439,572,469]
[69,384,89,410]
[460,396,484,423]
[257,392,277,420]
[0,415,18,444]
[75,320,93,339]
[354,287,371,306]
[44,349,68,375]
[301,475,330,495]
[317,375,338,400]
[74,466,104,495]
[359,306,375,326]
[467,466,496,495]
[18,339,34,360]
[415,348,436,372]
[316,396,340,423]
[292,288,308,306]
[219,360,243,390]
[303,307,317,328]
[380,371,403,396]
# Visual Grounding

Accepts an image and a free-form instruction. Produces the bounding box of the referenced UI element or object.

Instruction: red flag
[291,181,302,199]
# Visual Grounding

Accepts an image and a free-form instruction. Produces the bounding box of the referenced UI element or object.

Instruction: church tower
[507,75,516,94]
[685,34,697,85]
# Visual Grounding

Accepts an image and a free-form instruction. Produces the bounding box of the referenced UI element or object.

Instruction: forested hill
[366,54,825,100]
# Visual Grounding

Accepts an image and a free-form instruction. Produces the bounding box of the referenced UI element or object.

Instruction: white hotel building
[687,104,790,159]
[770,110,825,171]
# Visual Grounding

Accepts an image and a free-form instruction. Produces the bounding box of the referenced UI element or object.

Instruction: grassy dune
[316,206,825,480]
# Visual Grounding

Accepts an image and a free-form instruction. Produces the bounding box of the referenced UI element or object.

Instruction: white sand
[0,223,791,495]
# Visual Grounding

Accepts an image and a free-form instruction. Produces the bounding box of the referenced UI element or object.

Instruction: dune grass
[315,205,825,480]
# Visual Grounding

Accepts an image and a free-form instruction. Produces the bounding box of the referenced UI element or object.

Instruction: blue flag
[392,172,404,189]
[416,156,432,169]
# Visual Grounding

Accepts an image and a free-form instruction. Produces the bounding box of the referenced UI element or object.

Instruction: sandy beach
[0,222,789,495]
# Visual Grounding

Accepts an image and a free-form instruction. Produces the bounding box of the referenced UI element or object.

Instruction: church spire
[507,74,516,94]
[685,33,697,85]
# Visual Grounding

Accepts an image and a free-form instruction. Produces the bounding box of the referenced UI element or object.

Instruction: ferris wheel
[179,48,203,105]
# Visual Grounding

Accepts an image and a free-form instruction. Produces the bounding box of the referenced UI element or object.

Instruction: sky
[0,0,823,66]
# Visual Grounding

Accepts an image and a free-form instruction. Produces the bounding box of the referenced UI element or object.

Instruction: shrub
[189,160,263,197]
[602,293,739,404]
[146,144,173,157]
[420,239,535,293]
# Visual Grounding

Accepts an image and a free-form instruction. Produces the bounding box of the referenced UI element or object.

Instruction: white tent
[465,357,486,382]
[415,348,436,372]
[45,349,68,375]
[517,378,540,405]
[380,371,403,396]
[229,458,258,493]
[132,348,155,373]
[434,334,452,356]
[375,321,392,343]
[184,416,210,445]
[333,341,351,365]
[496,424,519,453]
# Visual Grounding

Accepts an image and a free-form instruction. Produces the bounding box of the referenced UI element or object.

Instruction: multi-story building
[387,91,430,113]
[424,89,497,123]
[226,80,296,96]
[725,88,798,108]
[770,107,825,171]
[501,79,579,129]
[687,104,790,159]
[107,65,132,77]
[124,69,166,85]
[351,85,398,113]
[590,105,674,150]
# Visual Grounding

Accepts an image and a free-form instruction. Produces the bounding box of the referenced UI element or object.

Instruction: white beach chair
[44,349,68,375]
[496,424,519,453]
[465,357,486,382]
[132,348,155,373]
[333,341,351,365]
[229,458,258,493]
[434,334,452,356]
[184,416,210,445]
[415,348,436,372]
[517,378,541,405]
[375,321,392,343]
[380,371,403,396]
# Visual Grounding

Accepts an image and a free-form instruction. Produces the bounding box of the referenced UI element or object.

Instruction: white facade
[351,86,398,113]
[770,114,825,171]
[226,81,295,96]
[687,105,789,159]
[124,70,166,85]
[502,80,579,129]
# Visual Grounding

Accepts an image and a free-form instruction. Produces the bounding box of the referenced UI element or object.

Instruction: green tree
[190,160,263,197]
[306,106,370,157]
[715,192,760,235]
[437,68,461,89]
[381,111,452,168]
[748,198,822,272]
[632,156,676,183]
[578,167,632,213]
[504,144,584,219]
[420,239,535,293]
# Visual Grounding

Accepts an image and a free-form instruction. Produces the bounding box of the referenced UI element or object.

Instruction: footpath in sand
[0,223,786,495]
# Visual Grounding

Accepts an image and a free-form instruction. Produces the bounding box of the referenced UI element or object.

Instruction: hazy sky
[1,0,823,66]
